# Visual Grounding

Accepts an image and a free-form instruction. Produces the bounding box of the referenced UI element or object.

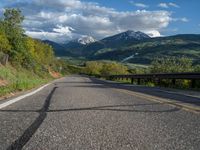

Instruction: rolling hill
[47,31,200,64]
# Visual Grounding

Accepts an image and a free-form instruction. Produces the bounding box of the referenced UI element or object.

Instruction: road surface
[0,76,200,150]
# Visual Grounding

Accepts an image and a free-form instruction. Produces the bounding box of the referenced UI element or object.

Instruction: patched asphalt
[0,76,200,150]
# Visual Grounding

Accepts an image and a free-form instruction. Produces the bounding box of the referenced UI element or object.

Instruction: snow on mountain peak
[123,30,150,40]
[77,36,96,45]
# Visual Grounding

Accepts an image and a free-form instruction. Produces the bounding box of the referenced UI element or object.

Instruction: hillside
[91,34,200,64]
[49,30,150,57]
[49,32,200,65]
[0,8,68,97]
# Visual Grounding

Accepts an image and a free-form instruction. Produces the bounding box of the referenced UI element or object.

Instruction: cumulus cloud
[169,3,180,8]
[158,3,169,8]
[172,17,189,22]
[2,0,183,42]
[130,1,149,8]
[158,2,180,8]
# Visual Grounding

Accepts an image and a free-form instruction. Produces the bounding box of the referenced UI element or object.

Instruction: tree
[4,8,24,29]
[194,65,200,72]
[2,8,28,65]
[150,57,193,73]
[0,22,11,53]
[101,62,128,76]
[84,61,103,75]
[0,8,63,75]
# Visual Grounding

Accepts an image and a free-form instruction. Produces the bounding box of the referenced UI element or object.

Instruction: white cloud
[158,3,168,8]
[180,17,189,22]
[130,1,149,8]
[53,25,74,35]
[169,3,180,8]
[25,31,63,41]
[3,0,184,42]
[158,2,180,9]
[145,30,161,37]
[172,17,189,22]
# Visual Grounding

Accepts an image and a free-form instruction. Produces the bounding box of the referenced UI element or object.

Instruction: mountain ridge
[44,31,200,64]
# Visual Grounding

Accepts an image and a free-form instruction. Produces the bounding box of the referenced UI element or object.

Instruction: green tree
[150,57,193,73]
[3,8,24,30]
[0,22,11,53]
[101,62,128,76]
[194,65,200,72]
[84,61,103,75]
[3,8,27,65]
[0,8,62,77]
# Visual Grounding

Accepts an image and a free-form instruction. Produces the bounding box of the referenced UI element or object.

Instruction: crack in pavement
[7,86,57,150]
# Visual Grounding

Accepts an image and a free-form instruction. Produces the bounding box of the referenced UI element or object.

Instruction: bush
[83,61,128,76]
[84,61,103,76]
[150,56,193,73]
[101,62,128,76]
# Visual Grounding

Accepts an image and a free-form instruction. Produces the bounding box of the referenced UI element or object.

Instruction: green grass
[0,65,52,97]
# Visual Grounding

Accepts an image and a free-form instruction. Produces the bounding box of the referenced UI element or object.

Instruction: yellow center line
[111,88,200,114]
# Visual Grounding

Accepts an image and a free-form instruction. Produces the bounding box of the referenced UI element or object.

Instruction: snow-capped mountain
[102,30,150,42]
[46,30,151,57]
[130,31,151,40]
[76,36,96,45]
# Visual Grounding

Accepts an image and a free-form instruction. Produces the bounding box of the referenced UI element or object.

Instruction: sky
[0,0,199,43]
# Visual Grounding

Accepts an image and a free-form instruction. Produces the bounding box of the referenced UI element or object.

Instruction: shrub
[150,56,193,73]
[84,61,128,76]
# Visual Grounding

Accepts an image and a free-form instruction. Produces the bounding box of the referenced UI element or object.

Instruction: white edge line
[0,83,50,109]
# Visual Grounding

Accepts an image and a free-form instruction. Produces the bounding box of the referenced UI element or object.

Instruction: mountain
[46,31,200,65]
[80,30,151,56]
[101,30,150,43]
[46,31,150,57]
[58,36,96,56]
[76,36,96,45]
[90,34,200,64]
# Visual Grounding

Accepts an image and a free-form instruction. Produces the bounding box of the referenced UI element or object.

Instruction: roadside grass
[0,65,52,97]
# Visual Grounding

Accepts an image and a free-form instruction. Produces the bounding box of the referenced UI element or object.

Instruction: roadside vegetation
[82,57,200,89]
[0,8,199,97]
[83,61,129,77]
[0,8,69,97]
[0,65,50,96]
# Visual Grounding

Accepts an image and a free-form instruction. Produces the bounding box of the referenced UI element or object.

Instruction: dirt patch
[0,79,8,87]
[49,71,61,78]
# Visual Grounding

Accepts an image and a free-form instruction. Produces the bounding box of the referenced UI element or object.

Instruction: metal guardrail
[107,73,200,88]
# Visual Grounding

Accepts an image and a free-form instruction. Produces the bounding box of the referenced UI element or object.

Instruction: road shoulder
[89,77,200,113]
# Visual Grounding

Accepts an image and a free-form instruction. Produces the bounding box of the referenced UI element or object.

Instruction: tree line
[0,8,59,76]
[83,57,200,88]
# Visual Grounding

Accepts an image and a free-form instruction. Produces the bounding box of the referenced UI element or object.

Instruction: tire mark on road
[7,86,58,150]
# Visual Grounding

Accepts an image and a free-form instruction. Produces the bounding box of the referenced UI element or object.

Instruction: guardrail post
[172,79,176,86]
[137,78,141,85]
[191,79,196,88]
[157,78,161,85]
[131,78,134,84]
[107,73,200,88]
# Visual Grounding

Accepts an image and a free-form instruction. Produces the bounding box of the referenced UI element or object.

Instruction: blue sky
[0,0,199,42]
[82,0,200,35]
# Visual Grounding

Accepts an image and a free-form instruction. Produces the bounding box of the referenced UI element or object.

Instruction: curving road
[0,76,200,150]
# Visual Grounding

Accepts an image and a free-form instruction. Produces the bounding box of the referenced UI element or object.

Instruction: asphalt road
[0,76,200,150]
